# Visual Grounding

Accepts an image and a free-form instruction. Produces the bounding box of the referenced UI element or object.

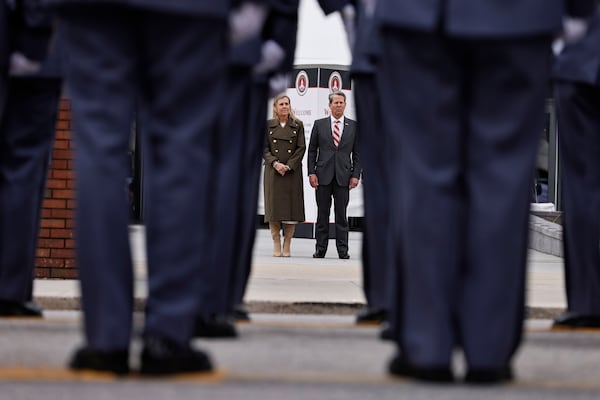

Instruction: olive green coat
[263,117,306,222]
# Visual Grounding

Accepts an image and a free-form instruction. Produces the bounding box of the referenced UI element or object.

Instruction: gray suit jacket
[308,116,361,187]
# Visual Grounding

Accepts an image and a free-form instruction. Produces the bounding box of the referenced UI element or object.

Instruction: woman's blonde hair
[272,93,299,122]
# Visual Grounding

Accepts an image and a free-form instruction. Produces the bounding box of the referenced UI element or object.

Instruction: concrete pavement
[5,219,600,400]
[33,221,567,318]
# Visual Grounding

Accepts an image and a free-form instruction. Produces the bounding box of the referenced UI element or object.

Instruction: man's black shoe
[464,366,513,384]
[232,304,251,321]
[194,315,238,338]
[141,336,213,375]
[69,347,129,375]
[312,250,326,258]
[338,253,350,259]
[552,311,600,328]
[356,307,387,324]
[388,354,454,383]
[0,300,43,317]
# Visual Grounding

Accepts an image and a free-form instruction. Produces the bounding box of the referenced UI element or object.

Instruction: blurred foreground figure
[47,0,230,375]
[374,0,595,384]
[0,0,62,318]
[196,0,354,338]
[552,6,600,329]
[347,0,392,327]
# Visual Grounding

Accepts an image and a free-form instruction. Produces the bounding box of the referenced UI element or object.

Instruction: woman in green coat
[263,94,306,257]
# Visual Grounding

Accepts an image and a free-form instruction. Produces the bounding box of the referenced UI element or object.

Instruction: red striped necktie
[333,120,341,147]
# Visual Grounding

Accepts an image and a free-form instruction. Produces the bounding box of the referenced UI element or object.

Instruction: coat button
[273,139,277,143]
[288,149,292,153]
[269,131,273,135]
[289,140,293,143]
[275,149,279,153]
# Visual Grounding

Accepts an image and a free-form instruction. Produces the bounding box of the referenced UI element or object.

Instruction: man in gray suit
[308,91,361,259]
[46,0,231,375]
[552,4,600,329]
[373,0,595,384]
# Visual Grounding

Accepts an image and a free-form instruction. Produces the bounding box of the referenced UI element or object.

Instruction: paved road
[1,312,599,399]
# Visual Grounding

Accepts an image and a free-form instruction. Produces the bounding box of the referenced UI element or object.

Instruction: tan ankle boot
[282,224,295,257]
[269,222,282,257]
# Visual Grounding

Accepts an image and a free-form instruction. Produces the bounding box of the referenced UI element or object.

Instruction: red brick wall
[35,99,77,279]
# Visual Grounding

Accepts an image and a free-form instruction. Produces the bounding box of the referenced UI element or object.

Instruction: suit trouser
[555,81,600,315]
[315,180,349,255]
[0,78,60,302]
[377,28,551,368]
[61,6,226,350]
[354,75,393,311]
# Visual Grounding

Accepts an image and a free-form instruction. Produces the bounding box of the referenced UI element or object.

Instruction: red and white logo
[295,70,309,96]
[328,71,342,93]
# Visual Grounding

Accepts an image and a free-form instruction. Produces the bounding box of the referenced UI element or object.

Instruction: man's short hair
[328,91,346,104]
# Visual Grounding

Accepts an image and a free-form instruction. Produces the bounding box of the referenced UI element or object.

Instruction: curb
[529,215,563,257]
[33,297,563,320]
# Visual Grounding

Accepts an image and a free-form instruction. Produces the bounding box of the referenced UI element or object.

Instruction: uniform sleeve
[316,0,349,15]
[565,0,596,18]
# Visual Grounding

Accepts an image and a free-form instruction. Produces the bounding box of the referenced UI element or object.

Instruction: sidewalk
[33,224,566,317]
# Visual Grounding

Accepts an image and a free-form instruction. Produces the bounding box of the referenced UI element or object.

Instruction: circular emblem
[295,70,309,96]
[328,71,342,93]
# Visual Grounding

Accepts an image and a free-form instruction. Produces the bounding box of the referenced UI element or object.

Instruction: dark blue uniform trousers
[555,81,600,316]
[0,78,60,302]
[231,81,269,309]
[61,7,227,350]
[354,75,394,314]
[377,29,551,369]
[198,66,254,317]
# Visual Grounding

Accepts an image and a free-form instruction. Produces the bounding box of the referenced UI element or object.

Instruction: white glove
[229,2,268,46]
[552,38,565,56]
[361,0,377,17]
[562,16,588,44]
[9,52,41,76]
[253,40,286,75]
[268,73,289,98]
[341,4,357,50]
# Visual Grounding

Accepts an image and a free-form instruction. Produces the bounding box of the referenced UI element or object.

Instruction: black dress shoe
[388,354,454,383]
[0,300,43,317]
[312,250,326,258]
[69,347,129,375]
[194,315,238,338]
[355,307,387,324]
[141,336,213,375]
[464,366,513,384]
[232,304,251,322]
[338,253,350,259]
[553,311,600,328]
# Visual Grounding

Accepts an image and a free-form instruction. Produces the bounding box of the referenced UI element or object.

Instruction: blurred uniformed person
[374,0,595,384]
[346,0,393,327]
[552,4,600,329]
[0,0,62,318]
[45,0,231,375]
